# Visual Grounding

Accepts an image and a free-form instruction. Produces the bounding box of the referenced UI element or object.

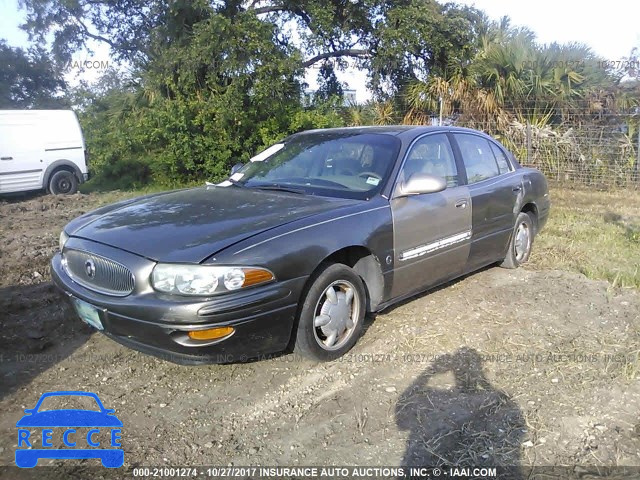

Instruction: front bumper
[51,251,306,365]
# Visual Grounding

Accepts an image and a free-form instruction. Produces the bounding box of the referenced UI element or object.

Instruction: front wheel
[500,212,534,269]
[294,263,366,361]
[49,170,78,195]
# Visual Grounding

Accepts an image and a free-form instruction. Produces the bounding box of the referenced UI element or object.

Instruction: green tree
[401,17,620,129]
[0,40,66,108]
[21,0,486,93]
[313,62,344,104]
[15,0,489,186]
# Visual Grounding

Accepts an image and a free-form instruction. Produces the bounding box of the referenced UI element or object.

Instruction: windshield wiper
[252,184,306,195]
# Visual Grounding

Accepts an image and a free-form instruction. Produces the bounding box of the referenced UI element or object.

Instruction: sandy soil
[1,192,639,479]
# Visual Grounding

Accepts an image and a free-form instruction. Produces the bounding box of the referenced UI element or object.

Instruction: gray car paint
[68,186,360,263]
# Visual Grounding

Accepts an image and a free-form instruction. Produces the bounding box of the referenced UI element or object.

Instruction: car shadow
[395,347,524,478]
[0,282,93,401]
[0,190,49,203]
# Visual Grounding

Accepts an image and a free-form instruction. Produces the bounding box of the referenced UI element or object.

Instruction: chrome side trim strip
[399,230,472,261]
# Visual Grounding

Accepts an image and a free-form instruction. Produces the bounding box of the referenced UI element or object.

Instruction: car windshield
[234,132,401,199]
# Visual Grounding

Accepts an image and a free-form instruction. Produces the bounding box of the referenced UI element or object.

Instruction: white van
[0,110,89,195]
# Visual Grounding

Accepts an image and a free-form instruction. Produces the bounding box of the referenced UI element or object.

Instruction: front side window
[235,133,401,199]
[454,134,500,184]
[399,134,459,187]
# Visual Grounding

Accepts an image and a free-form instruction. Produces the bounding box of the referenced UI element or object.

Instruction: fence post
[526,121,532,165]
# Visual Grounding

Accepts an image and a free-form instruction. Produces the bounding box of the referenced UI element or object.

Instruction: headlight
[59,231,69,251]
[151,264,275,296]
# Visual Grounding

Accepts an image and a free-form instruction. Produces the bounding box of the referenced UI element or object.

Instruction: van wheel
[294,263,366,361]
[49,170,78,195]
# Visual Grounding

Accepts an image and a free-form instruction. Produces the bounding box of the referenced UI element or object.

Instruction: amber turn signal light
[242,268,274,287]
[188,326,234,341]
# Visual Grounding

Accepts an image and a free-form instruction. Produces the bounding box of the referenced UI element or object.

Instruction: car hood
[16,410,123,427]
[68,186,358,263]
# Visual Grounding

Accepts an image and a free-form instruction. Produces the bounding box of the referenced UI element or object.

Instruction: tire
[49,170,78,195]
[500,211,534,269]
[294,263,367,361]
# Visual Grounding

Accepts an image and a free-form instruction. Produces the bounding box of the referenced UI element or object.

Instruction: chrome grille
[62,249,135,296]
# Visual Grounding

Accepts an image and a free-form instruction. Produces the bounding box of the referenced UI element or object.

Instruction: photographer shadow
[395,347,524,479]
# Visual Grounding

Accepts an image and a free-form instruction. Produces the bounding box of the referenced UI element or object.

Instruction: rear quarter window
[489,142,512,174]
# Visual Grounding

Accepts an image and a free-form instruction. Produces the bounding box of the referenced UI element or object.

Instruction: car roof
[288,125,494,140]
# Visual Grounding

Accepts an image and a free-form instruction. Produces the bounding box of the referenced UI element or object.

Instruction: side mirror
[398,173,447,196]
[230,163,244,175]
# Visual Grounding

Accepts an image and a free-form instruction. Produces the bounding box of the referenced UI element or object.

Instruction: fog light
[187,326,234,341]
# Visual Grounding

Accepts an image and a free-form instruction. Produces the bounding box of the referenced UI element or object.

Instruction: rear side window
[454,134,500,184]
[489,142,512,174]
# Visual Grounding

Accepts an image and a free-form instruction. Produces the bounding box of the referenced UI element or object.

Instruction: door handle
[0,156,13,160]
[455,199,468,209]
[512,185,522,193]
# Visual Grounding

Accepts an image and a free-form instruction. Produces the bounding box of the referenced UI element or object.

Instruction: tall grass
[528,186,640,288]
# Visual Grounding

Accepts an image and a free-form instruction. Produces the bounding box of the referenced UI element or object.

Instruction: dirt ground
[0,192,639,478]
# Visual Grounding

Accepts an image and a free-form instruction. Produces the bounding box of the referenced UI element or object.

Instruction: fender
[213,198,395,306]
[43,159,86,189]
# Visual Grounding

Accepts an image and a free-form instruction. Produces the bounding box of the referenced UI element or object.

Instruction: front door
[390,133,472,299]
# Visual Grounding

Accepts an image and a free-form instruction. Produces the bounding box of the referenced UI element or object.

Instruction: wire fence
[452,115,640,189]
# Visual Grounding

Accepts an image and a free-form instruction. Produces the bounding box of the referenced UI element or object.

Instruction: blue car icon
[15,391,123,468]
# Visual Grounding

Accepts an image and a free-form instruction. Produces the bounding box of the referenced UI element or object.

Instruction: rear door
[451,133,519,270]
[390,133,472,298]
[0,118,43,193]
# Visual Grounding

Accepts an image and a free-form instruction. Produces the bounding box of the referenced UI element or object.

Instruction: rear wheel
[294,263,366,361]
[49,170,78,195]
[500,212,534,269]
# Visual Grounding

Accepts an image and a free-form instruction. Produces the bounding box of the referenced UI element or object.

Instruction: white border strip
[399,230,472,261]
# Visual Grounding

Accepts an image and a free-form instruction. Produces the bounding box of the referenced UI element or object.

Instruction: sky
[2,0,639,102]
